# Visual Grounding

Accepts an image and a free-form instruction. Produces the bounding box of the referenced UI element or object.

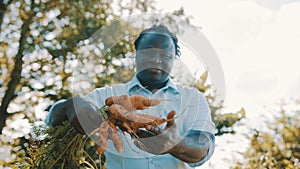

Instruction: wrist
[163,134,184,154]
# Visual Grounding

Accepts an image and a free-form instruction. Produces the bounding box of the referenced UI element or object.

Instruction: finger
[134,139,163,155]
[165,110,176,130]
[89,113,104,131]
[83,117,102,134]
[134,139,156,154]
[70,115,85,134]
[136,129,156,138]
[133,140,140,148]
[134,140,144,149]
[134,140,149,152]
[79,105,104,134]
[147,126,163,135]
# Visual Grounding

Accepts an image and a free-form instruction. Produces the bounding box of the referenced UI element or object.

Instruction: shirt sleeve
[45,99,66,125]
[183,89,216,167]
[190,90,215,133]
[187,131,215,167]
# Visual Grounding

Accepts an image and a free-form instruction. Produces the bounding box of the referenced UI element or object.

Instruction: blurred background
[0,0,299,168]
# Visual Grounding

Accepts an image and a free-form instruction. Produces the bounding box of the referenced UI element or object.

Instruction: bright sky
[156,0,300,168]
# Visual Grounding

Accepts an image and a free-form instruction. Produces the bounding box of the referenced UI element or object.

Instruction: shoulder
[175,83,204,96]
[174,83,209,106]
[92,83,127,95]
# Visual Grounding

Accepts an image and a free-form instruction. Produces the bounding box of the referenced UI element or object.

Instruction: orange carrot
[108,122,124,153]
[105,95,161,111]
[129,95,161,110]
[108,104,176,133]
[95,95,176,154]
[96,121,109,154]
[164,110,176,130]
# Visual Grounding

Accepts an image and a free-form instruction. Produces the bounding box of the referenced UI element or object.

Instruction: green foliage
[0,0,157,164]
[17,121,104,169]
[233,101,300,169]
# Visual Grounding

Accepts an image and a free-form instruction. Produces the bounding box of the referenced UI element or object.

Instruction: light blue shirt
[82,76,215,169]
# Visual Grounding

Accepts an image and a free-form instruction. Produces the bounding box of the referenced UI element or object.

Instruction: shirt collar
[126,75,179,94]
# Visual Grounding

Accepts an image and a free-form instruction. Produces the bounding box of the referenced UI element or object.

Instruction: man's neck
[137,78,168,93]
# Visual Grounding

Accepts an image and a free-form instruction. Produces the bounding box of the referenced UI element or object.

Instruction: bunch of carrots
[93,95,176,154]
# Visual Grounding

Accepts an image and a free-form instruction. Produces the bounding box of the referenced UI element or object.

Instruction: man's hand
[134,111,210,163]
[134,111,182,154]
[135,122,182,155]
[47,97,103,135]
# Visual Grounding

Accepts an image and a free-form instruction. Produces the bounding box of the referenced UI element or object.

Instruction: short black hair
[134,24,181,57]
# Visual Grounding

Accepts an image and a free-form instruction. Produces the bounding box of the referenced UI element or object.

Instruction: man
[46,24,215,169]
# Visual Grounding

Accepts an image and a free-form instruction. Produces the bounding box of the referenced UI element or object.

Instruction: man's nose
[149,56,162,63]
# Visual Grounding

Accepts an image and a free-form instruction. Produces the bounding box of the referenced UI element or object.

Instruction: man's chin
[138,69,169,82]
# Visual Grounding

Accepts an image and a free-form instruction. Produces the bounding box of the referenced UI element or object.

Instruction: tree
[233,100,300,169]
[0,0,157,166]
[0,0,245,167]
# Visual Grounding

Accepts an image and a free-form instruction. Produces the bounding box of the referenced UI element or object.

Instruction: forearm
[168,134,210,163]
[45,99,68,126]
[45,97,84,126]
[46,97,103,134]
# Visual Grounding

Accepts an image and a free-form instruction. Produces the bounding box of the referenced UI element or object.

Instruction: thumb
[164,110,176,130]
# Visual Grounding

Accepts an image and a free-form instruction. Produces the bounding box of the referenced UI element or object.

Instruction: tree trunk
[0,0,35,134]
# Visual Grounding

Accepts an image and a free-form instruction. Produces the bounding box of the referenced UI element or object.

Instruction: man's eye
[164,53,173,59]
[159,52,174,59]
[139,51,149,55]
[138,50,174,60]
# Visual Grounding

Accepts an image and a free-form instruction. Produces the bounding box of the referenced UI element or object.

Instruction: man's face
[135,32,176,85]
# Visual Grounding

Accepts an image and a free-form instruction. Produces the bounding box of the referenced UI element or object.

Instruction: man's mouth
[148,68,163,73]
